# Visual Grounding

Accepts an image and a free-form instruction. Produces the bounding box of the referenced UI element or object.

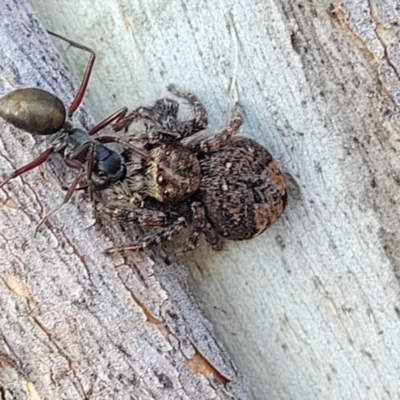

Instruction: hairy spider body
[146,143,201,203]
[197,136,287,241]
[98,87,287,257]
[103,85,209,207]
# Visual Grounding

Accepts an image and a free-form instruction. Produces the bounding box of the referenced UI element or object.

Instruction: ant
[0,31,150,227]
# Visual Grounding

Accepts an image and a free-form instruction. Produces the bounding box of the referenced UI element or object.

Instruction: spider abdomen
[198,136,287,240]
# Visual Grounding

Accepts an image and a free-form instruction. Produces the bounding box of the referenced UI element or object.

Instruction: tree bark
[5,0,400,399]
[0,1,250,399]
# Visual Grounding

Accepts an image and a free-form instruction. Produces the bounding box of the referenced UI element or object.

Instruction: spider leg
[173,202,205,257]
[202,219,223,251]
[113,99,179,133]
[173,202,222,257]
[105,215,187,254]
[153,98,180,120]
[189,103,244,153]
[114,87,208,141]
[97,202,170,227]
[167,85,208,136]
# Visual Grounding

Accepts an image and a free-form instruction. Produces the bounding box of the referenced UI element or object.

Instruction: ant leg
[188,103,244,153]
[47,30,96,116]
[35,167,84,234]
[84,144,95,201]
[104,216,187,255]
[96,136,151,160]
[88,108,128,136]
[66,142,97,204]
[68,142,96,202]
[65,147,105,227]
[69,147,103,225]
[0,148,54,189]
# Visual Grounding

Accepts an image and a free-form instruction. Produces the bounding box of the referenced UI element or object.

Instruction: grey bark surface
[3,0,400,399]
[0,1,251,399]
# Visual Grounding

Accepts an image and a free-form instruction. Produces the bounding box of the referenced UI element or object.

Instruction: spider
[96,86,287,257]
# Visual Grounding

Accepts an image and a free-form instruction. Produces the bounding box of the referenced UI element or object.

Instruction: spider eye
[157,173,167,186]
[163,189,170,198]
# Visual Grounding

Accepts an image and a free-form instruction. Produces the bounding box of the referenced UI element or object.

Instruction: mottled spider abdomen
[198,136,287,240]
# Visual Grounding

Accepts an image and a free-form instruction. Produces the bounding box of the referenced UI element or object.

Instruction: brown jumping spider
[96,86,287,256]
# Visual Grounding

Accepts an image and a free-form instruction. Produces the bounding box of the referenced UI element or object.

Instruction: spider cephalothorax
[127,142,201,204]
[96,86,287,257]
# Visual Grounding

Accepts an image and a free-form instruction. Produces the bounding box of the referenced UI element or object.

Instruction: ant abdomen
[0,88,66,135]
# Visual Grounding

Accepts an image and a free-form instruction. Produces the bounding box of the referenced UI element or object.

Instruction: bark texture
[5,0,400,399]
[0,1,250,399]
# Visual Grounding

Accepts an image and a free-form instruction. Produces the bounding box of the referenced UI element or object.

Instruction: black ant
[0,31,150,227]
